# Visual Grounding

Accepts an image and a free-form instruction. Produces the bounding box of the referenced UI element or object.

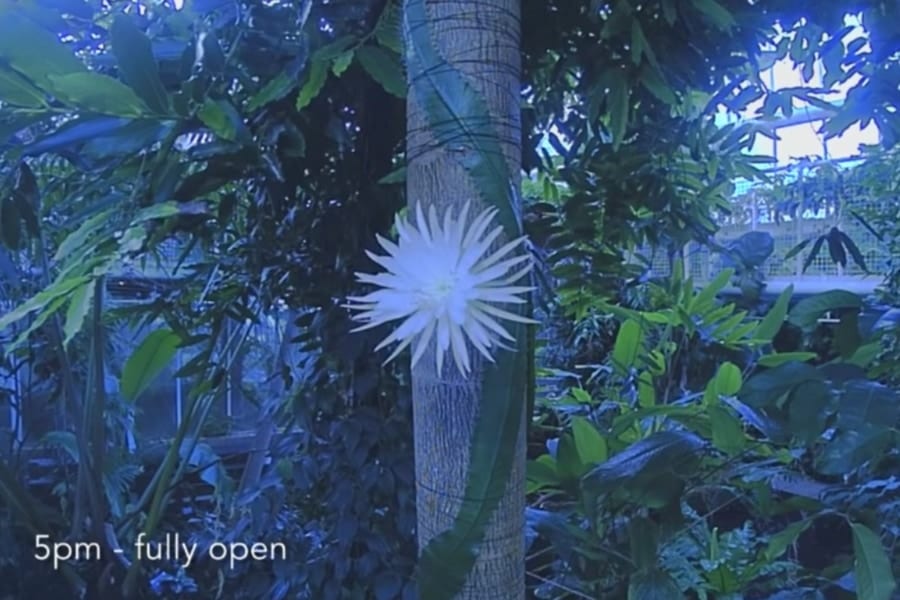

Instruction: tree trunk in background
[406,1,524,598]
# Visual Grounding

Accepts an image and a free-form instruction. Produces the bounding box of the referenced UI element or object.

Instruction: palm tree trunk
[405,1,524,598]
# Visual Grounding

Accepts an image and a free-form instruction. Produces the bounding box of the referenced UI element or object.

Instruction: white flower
[345,202,536,376]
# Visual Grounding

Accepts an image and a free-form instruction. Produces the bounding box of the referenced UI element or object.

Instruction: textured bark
[406,1,524,598]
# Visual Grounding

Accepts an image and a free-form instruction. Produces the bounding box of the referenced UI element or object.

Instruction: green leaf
[41,431,80,461]
[120,329,182,402]
[661,0,677,24]
[296,60,328,110]
[526,455,559,492]
[690,268,734,314]
[132,202,186,223]
[607,72,630,150]
[851,523,897,600]
[827,227,847,267]
[612,319,643,374]
[757,352,817,367]
[834,310,862,358]
[571,417,608,465]
[755,284,793,341]
[628,517,659,571]
[836,380,900,431]
[0,68,47,107]
[356,45,406,98]
[787,379,831,445]
[821,108,859,139]
[639,65,677,105]
[637,372,656,407]
[789,290,862,329]
[47,72,150,117]
[764,519,811,561]
[63,281,95,347]
[197,98,246,142]
[709,405,745,455]
[12,164,40,238]
[374,0,403,53]
[0,275,90,333]
[714,362,742,396]
[740,361,823,409]
[378,166,406,184]
[331,50,354,77]
[313,35,357,61]
[628,568,682,599]
[802,235,826,272]
[838,230,868,272]
[556,433,584,480]
[582,431,705,496]
[247,72,296,111]
[691,0,736,29]
[9,293,71,350]
[110,16,170,114]
[0,195,21,249]
[784,238,812,261]
[0,13,87,91]
[818,426,892,475]
[54,209,115,262]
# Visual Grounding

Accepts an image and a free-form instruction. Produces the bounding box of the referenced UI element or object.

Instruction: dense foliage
[0,0,898,598]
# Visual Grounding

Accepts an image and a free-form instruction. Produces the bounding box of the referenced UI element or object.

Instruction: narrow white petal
[462,208,499,248]
[476,301,539,324]
[415,203,431,244]
[458,226,503,272]
[462,319,497,361]
[383,334,415,364]
[449,324,471,375]
[470,308,515,341]
[375,234,400,256]
[411,321,435,368]
[474,236,529,272]
[472,255,532,284]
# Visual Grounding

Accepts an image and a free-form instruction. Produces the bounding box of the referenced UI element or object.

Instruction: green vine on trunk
[403,1,528,598]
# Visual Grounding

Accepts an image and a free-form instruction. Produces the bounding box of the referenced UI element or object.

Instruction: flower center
[429,274,455,298]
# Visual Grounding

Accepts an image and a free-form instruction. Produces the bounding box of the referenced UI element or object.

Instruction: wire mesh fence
[646,155,897,285]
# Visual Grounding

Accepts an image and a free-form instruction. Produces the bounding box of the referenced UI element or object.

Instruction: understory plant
[526,266,898,599]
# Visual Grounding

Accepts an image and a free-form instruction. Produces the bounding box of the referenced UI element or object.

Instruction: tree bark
[406,1,524,598]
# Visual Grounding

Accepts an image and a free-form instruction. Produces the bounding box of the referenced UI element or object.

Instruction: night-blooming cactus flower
[345,202,536,376]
